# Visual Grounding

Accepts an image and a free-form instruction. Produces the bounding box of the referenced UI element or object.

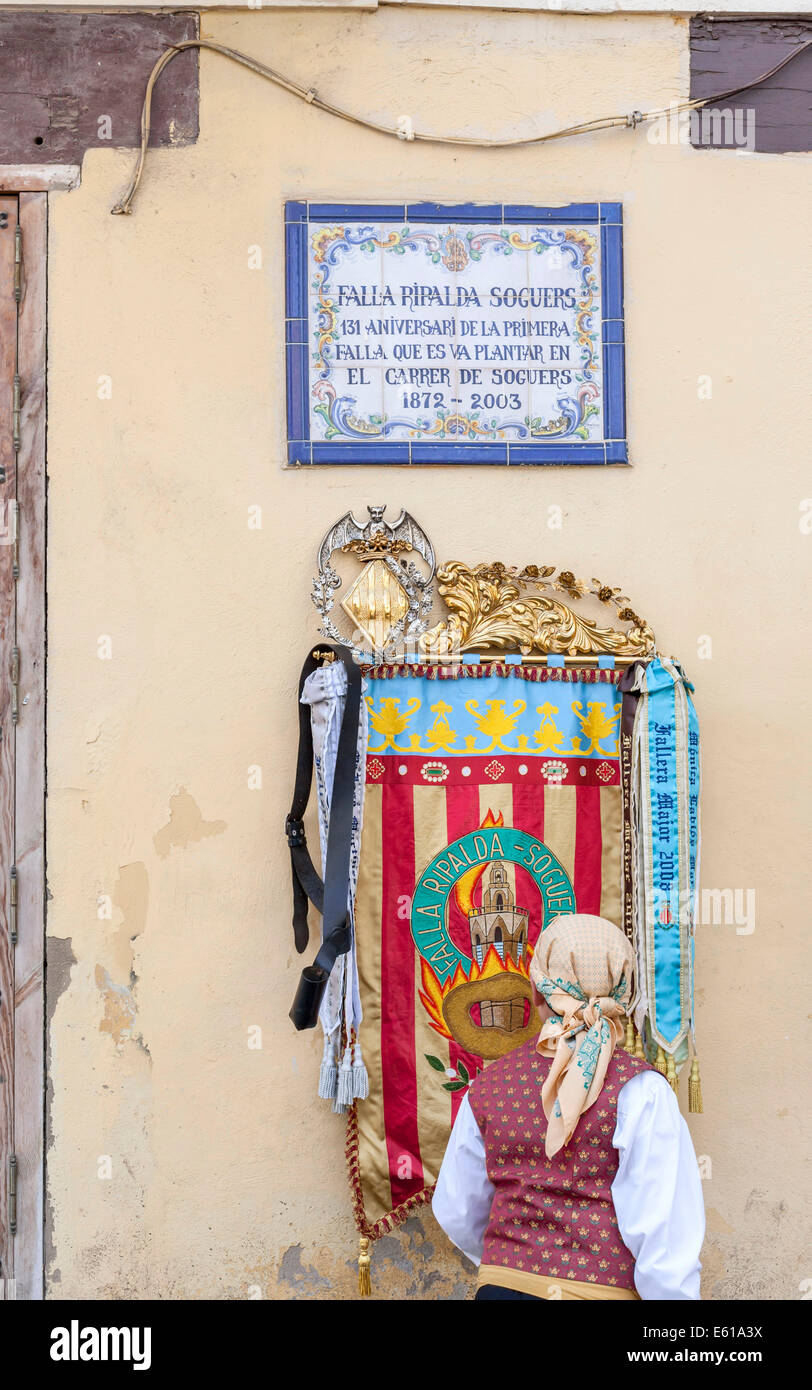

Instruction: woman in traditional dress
[432,913,704,1300]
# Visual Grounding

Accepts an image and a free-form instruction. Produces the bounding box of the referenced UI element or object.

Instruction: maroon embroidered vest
[468,1040,654,1290]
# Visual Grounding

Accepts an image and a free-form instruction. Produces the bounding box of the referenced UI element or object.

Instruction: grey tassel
[351,1041,369,1101]
[336,1043,355,1107]
[318,1034,338,1101]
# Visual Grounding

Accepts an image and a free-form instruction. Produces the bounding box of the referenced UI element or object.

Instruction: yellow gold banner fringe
[358,1236,372,1297]
[655,1046,668,1077]
[689,1056,703,1114]
[665,1053,678,1094]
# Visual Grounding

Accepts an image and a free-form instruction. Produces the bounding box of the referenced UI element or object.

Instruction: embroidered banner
[631,657,701,1058]
[349,663,624,1232]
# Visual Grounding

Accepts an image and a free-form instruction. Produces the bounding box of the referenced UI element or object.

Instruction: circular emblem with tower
[411,817,575,1060]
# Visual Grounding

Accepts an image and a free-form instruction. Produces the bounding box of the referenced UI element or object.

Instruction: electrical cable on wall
[111,37,812,214]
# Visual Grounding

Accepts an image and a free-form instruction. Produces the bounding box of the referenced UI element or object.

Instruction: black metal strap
[287,644,362,1029]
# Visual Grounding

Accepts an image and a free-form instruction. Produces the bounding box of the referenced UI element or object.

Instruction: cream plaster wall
[44,6,811,1299]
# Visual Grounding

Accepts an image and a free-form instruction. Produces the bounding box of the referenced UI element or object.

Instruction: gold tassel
[358,1235,371,1297]
[624,1015,635,1053]
[665,1053,678,1094]
[655,1046,668,1077]
[633,1026,645,1060]
[689,1056,703,1114]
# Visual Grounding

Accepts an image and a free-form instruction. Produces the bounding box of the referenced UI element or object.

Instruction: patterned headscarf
[529,914,635,1158]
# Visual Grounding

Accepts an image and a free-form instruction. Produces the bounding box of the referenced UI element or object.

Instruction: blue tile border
[405,201,503,222]
[287,440,312,466]
[285,318,308,345]
[505,202,601,223]
[603,342,626,443]
[306,202,406,222]
[285,343,309,445]
[284,201,627,467]
[309,442,409,465]
[509,442,608,465]
[599,216,625,450]
[601,221,625,321]
[602,319,625,345]
[284,220,308,321]
[410,442,508,465]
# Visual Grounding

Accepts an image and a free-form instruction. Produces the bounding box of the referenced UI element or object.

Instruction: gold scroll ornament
[421,562,655,659]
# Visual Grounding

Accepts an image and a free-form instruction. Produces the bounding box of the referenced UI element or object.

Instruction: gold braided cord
[112,37,812,215]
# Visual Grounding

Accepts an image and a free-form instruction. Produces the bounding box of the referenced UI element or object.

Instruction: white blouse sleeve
[431,1094,495,1266]
[612,1070,705,1300]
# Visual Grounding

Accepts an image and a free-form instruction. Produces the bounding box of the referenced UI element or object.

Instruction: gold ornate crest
[421,561,655,659]
[313,508,656,662]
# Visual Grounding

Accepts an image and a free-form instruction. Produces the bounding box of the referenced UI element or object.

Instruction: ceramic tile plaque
[285,202,625,465]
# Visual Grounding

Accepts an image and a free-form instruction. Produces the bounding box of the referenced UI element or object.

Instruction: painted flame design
[419,945,531,1040]
[452,808,504,916]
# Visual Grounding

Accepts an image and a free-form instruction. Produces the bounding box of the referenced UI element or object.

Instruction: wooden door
[0,192,45,1300]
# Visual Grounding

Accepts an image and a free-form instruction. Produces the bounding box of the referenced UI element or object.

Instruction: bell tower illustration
[468,862,529,1031]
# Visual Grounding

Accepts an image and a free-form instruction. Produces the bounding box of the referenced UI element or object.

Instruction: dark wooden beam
[0,11,199,165]
[690,15,812,154]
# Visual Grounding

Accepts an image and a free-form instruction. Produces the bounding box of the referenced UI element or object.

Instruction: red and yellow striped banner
[349,665,623,1234]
